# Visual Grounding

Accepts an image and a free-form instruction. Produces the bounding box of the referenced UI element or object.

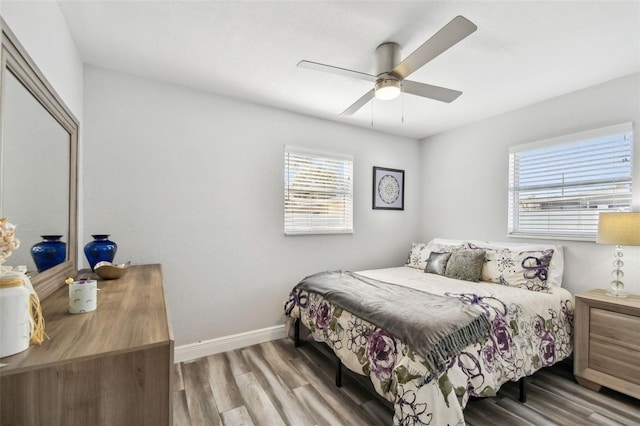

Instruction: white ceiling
[58,1,640,140]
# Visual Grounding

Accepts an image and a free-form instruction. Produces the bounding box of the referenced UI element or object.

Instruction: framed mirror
[0,18,79,299]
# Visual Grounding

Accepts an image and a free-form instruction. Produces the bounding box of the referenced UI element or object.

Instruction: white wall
[83,65,420,346]
[419,72,640,296]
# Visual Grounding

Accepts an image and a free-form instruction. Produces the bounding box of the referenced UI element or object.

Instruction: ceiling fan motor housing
[374,42,402,100]
[375,42,401,76]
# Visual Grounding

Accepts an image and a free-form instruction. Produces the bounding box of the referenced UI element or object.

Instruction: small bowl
[94,261,131,280]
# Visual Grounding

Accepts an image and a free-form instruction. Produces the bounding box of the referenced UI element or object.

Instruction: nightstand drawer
[589,340,640,385]
[590,307,640,351]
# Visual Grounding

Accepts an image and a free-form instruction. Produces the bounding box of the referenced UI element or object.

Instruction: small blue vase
[84,234,117,271]
[31,235,67,273]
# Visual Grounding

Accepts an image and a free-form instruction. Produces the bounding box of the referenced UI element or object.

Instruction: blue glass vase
[31,235,67,273]
[84,234,117,271]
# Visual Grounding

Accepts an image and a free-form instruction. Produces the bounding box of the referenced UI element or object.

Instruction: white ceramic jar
[0,273,31,357]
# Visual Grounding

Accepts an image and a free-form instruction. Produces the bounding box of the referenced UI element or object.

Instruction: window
[284,146,353,235]
[508,123,633,240]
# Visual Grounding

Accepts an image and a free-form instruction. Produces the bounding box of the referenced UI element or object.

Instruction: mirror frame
[0,18,79,299]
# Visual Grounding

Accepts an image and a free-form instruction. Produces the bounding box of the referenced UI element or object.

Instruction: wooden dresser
[0,264,174,425]
[574,289,640,399]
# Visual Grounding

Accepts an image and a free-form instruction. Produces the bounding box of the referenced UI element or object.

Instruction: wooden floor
[174,337,640,426]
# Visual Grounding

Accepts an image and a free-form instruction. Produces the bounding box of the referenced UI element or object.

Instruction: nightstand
[574,289,640,399]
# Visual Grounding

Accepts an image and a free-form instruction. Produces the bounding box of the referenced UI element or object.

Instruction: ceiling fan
[298,15,477,116]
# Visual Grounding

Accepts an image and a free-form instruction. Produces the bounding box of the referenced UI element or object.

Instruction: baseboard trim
[174,324,287,363]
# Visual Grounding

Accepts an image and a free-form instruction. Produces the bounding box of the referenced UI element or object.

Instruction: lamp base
[606,288,628,298]
[606,246,628,298]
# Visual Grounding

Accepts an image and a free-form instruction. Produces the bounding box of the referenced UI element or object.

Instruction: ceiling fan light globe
[374,79,401,100]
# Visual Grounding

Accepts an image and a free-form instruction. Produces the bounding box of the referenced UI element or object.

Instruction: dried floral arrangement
[0,218,20,266]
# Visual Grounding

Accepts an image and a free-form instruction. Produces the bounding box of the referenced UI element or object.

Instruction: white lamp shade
[597,212,640,246]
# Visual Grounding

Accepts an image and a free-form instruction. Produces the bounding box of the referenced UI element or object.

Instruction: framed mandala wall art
[372,166,404,210]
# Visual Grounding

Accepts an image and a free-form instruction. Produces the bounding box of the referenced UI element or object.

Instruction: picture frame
[372,166,404,210]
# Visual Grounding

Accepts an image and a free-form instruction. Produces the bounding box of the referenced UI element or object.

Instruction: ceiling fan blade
[402,80,462,103]
[298,60,377,82]
[340,89,375,116]
[392,16,477,80]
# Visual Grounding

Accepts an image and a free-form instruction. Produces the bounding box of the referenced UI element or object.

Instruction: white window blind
[284,146,353,235]
[508,123,633,240]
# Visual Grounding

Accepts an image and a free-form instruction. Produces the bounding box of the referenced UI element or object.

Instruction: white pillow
[429,237,468,246]
[467,240,564,287]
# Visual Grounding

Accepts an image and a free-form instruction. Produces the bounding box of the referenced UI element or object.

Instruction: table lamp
[597,212,640,297]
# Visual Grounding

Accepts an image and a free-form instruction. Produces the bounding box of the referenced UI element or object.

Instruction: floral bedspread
[284,267,573,426]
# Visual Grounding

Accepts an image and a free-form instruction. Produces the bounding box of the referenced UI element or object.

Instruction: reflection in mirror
[2,70,71,273]
[1,18,79,299]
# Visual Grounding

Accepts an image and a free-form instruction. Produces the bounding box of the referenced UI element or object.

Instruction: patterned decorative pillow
[482,248,554,292]
[406,243,427,268]
[444,249,485,282]
[468,240,564,287]
[424,252,452,275]
[406,242,463,270]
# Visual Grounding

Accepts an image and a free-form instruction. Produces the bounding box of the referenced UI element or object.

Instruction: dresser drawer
[590,307,640,352]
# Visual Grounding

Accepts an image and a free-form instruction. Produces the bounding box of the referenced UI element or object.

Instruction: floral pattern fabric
[479,247,554,292]
[284,267,573,426]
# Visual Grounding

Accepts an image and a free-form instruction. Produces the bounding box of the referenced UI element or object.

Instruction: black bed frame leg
[294,318,300,348]
[336,357,342,388]
[519,377,527,403]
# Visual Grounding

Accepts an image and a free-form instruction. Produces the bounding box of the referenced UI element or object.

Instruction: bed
[284,238,574,425]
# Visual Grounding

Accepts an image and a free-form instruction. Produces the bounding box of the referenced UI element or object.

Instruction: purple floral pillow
[482,248,554,292]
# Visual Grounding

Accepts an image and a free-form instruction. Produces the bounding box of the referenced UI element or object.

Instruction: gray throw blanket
[294,270,491,375]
